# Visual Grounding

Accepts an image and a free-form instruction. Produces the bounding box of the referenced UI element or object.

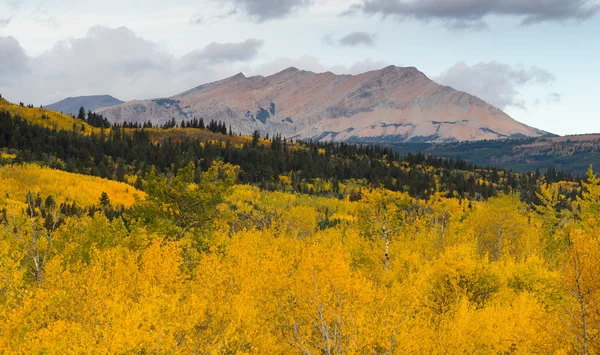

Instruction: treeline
[0,110,580,204]
[76,104,233,135]
[76,107,111,128]
[119,118,230,134]
[150,117,232,135]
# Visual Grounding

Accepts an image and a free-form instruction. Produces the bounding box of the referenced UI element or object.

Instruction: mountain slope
[97,66,551,143]
[387,134,600,175]
[46,95,124,115]
[0,98,94,132]
[0,163,144,210]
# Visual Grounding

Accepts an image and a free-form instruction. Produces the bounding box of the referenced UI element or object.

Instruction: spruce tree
[78,107,86,121]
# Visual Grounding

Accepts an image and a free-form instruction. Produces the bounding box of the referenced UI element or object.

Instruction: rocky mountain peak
[95,66,551,143]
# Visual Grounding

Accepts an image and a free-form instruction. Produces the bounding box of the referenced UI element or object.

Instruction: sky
[0,0,599,136]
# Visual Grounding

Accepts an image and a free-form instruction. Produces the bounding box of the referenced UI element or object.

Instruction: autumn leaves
[1,162,600,353]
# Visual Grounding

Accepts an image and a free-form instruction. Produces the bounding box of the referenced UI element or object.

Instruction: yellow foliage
[0,164,144,208]
[1,152,16,160]
[464,194,542,261]
[0,98,95,133]
[0,162,591,353]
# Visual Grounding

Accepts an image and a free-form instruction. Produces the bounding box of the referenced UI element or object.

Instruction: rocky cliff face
[96,66,551,143]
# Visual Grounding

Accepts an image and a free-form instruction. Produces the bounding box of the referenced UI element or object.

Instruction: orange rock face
[97,66,550,142]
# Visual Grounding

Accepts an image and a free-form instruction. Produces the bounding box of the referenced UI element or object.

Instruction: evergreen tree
[252,130,260,147]
[78,107,86,121]
[99,192,111,208]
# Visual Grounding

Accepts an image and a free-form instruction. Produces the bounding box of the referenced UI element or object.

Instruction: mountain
[96,66,551,143]
[46,95,124,116]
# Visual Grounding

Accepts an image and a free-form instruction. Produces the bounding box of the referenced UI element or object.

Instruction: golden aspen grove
[0,100,599,354]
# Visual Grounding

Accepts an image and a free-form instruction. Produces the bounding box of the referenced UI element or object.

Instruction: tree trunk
[384,231,390,270]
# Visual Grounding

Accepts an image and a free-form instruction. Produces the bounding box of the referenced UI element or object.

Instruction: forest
[1,99,600,353]
[383,136,600,175]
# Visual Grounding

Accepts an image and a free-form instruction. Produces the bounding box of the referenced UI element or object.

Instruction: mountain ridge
[95,66,552,143]
[46,95,124,116]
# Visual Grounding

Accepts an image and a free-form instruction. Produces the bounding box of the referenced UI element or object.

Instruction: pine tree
[99,192,111,208]
[78,107,86,121]
[252,130,260,147]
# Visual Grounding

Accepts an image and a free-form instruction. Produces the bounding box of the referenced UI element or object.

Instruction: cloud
[250,56,331,75]
[32,5,58,28]
[226,0,313,22]
[340,4,362,17]
[330,58,390,74]
[0,36,29,86]
[352,0,600,29]
[323,31,378,47]
[322,32,335,45]
[249,55,389,76]
[0,0,21,27]
[337,32,378,47]
[0,17,11,28]
[435,61,556,109]
[446,19,489,31]
[547,92,562,103]
[534,92,562,106]
[0,27,265,105]
[181,39,264,67]
[189,9,238,25]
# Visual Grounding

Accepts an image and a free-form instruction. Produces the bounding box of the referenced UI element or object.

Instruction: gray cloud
[189,9,238,25]
[547,92,562,103]
[435,61,556,109]
[353,0,600,29]
[446,19,489,31]
[323,32,378,47]
[534,92,562,106]
[0,27,265,105]
[228,0,312,22]
[0,17,11,28]
[338,32,378,47]
[0,36,29,86]
[182,39,264,66]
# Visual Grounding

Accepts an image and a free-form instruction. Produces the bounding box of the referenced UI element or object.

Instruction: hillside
[2,96,599,353]
[386,134,600,175]
[0,106,558,203]
[0,163,144,209]
[3,99,595,175]
[0,97,94,133]
[45,95,124,115]
[96,66,551,143]
[0,129,597,354]
[144,127,254,146]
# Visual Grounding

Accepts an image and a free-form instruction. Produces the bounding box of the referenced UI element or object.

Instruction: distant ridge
[96,66,552,143]
[46,95,124,116]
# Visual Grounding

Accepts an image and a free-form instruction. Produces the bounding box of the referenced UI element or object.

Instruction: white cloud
[435,61,557,109]
[0,26,264,105]
[249,55,389,76]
